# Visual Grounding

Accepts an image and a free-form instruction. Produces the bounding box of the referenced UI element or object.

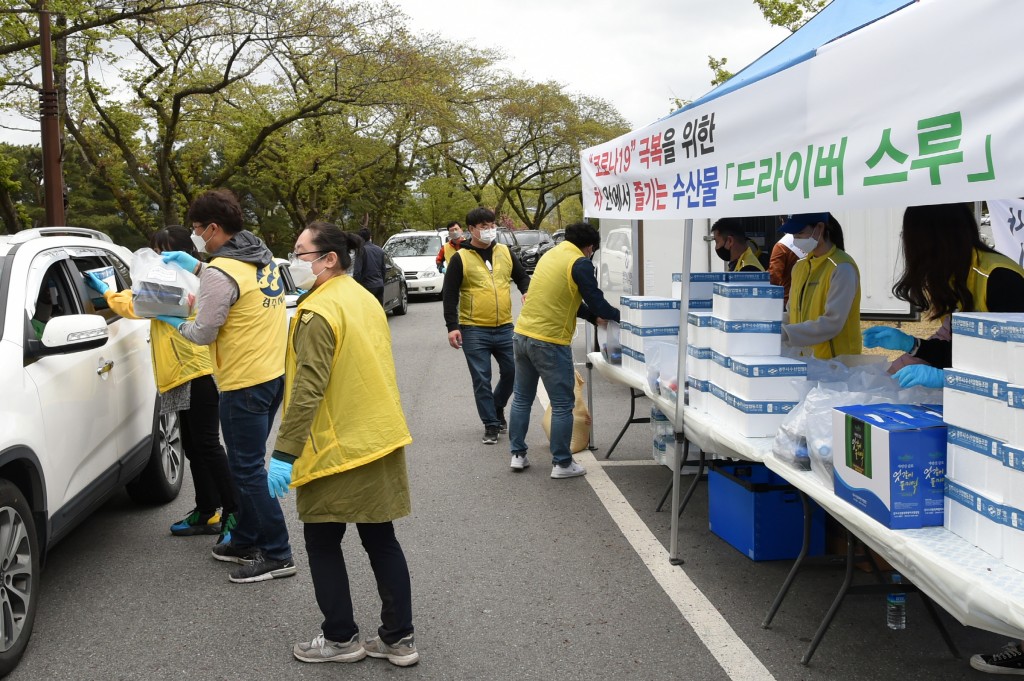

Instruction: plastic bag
[541,370,591,453]
[601,321,622,365]
[130,248,199,318]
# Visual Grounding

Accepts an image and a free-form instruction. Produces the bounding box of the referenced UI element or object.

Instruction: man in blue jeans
[159,188,295,583]
[442,207,530,445]
[509,222,620,478]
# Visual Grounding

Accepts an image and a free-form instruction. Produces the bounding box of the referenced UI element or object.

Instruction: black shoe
[228,554,297,583]
[170,508,221,536]
[497,411,508,432]
[482,425,499,445]
[216,511,238,546]
[971,643,1024,675]
[211,541,259,565]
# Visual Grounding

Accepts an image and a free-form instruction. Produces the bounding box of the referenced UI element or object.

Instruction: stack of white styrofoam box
[1010,386,1024,445]
[950,313,1010,377]
[623,322,680,359]
[712,282,785,322]
[621,345,644,378]
[1004,442,1024,570]
[943,369,1012,442]
[726,356,808,403]
[710,318,783,356]
[674,272,726,309]
[712,388,796,437]
[710,350,731,390]
[945,478,1007,559]
[687,376,708,412]
[946,426,1005,502]
[687,312,713,349]
[707,382,729,423]
[687,345,712,383]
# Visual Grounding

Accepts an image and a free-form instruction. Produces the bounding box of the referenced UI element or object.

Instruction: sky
[393,0,790,131]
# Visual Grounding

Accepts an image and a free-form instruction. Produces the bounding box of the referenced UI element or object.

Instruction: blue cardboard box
[709,462,825,561]
[832,404,946,529]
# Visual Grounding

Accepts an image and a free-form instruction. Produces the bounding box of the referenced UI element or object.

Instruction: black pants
[179,374,238,514]
[304,521,413,644]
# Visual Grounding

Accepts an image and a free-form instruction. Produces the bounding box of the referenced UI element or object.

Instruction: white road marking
[578,450,776,681]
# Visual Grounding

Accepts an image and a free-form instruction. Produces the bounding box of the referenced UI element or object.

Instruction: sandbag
[541,369,591,453]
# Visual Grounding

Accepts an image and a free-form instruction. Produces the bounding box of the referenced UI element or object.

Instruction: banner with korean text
[583,0,1024,220]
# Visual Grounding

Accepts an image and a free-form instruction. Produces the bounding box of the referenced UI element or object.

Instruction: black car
[277,254,408,316]
[501,229,554,274]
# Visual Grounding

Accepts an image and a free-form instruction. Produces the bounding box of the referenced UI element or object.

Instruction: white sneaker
[510,454,530,471]
[550,461,586,479]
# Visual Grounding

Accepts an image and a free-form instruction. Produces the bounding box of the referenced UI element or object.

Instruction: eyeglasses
[288,250,327,261]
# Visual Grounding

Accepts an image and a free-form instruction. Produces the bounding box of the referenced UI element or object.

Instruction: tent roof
[674,0,914,115]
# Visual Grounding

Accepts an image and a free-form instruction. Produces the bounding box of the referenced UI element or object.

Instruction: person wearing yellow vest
[435,221,466,273]
[780,212,862,361]
[510,222,620,478]
[85,226,239,542]
[158,188,295,584]
[442,207,531,445]
[711,218,766,272]
[266,222,418,667]
[864,203,1024,394]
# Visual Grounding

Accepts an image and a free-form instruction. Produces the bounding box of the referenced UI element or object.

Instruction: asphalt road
[10,295,1009,680]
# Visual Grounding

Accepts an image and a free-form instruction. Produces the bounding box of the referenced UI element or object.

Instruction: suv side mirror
[26,314,109,357]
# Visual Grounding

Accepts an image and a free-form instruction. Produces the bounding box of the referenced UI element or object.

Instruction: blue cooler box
[709,462,825,561]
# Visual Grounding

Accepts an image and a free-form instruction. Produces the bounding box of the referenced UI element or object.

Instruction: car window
[26,262,80,341]
[68,254,130,323]
[515,231,544,246]
[384,235,441,257]
[497,231,516,246]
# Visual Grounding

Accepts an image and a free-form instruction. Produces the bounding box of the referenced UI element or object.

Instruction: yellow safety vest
[457,245,514,327]
[104,289,212,393]
[515,241,583,346]
[790,245,862,359]
[733,246,765,272]
[964,248,1024,312]
[283,275,412,488]
[206,257,287,391]
[443,241,459,265]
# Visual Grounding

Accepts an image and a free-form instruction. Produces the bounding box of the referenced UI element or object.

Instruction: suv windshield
[385,234,441,257]
[515,231,547,246]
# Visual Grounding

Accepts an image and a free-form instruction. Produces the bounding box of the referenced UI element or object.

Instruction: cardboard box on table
[833,404,946,529]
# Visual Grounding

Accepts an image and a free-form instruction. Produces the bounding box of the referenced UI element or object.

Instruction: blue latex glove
[267,456,293,498]
[156,315,187,330]
[161,250,199,274]
[862,326,914,353]
[893,364,944,389]
[84,272,109,295]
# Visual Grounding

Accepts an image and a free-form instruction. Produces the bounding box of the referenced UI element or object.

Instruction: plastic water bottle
[794,444,811,471]
[886,574,907,630]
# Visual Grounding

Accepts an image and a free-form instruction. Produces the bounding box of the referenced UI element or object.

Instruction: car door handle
[96,360,114,376]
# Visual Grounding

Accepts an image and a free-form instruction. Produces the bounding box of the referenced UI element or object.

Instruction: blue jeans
[460,324,515,428]
[509,334,575,467]
[219,376,292,561]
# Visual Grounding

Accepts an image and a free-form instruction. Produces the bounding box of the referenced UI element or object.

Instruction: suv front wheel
[0,479,39,677]
[126,410,184,505]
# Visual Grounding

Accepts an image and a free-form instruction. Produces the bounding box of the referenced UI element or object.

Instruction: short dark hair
[151,225,196,256]
[357,227,372,242]
[304,221,363,272]
[711,218,746,242]
[564,222,601,251]
[187,189,244,234]
[466,207,495,228]
[445,221,460,230]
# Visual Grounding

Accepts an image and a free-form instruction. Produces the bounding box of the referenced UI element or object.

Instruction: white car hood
[392,255,436,274]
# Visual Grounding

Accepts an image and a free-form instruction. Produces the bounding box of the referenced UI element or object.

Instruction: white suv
[0,227,182,674]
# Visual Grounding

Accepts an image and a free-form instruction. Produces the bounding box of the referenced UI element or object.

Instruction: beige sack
[541,370,591,453]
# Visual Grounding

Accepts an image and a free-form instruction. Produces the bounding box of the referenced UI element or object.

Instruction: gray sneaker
[510,453,530,471]
[364,634,419,667]
[293,633,366,664]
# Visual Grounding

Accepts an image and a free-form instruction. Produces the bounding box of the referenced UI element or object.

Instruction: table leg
[920,592,962,659]
[656,440,692,512]
[604,387,650,460]
[801,529,855,666]
[762,490,813,629]
[676,444,705,518]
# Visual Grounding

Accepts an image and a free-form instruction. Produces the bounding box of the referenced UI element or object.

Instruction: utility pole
[39,1,66,226]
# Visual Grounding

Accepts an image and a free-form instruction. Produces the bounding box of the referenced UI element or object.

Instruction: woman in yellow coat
[267,222,417,667]
[84,226,238,541]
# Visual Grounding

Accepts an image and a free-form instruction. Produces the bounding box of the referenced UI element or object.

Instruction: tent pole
[669,218,693,564]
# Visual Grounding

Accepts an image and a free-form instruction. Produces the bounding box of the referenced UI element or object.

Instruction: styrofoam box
[716,391,796,438]
[712,282,784,322]
[708,383,730,423]
[687,376,708,413]
[621,322,679,358]
[621,296,682,327]
[946,426,1005,502]
[1001,442,1024,511]
[687,312,714,349]
[951,313,1010,381]
[945,478,1005,559]
[943,369,1012,442]
[674,272,727,301]
[1004,508,1024,573]
[724,271,769,283]
[1011,342,1024,385]
[710,317,783,356]
[727,355,808,403]
[621,344,645,378]
[689,299,713,312]
[710,350,731,389]
[687,346,712,382]
[1010,386,1024,445]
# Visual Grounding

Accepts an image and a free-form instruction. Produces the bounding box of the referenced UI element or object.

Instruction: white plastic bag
[601,321,622,365]
[130,248,199,318]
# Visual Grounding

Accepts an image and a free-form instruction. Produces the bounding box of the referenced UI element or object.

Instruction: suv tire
[126,410,184,505]
[0,479,39,677]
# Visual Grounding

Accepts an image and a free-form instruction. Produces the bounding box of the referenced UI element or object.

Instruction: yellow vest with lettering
[457,244,514,327]
[733,246,765,272]
[514,241,582,345]
[790,245,862,359]
[284,275,412,488]
[964,248,1024,312]
[206,257,287,391]
[104,289,212,393]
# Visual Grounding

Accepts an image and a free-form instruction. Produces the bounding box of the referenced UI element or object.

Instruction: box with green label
[832,404,946,529]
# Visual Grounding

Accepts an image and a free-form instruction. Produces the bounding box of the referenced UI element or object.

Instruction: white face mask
[289,253,327,290]
[191,224,211,254]
[478,227,497,243]
[792,236,818,254]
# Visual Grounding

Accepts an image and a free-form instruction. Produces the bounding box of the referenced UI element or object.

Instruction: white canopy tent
[581,0,1024,565]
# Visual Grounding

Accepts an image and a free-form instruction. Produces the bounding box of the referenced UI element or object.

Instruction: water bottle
[886,574,907,630]
[794,444,811,471]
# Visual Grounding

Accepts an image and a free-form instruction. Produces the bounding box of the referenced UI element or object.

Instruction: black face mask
[715,246,732,262]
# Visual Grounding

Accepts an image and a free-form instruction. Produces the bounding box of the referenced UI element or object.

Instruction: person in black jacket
[353,227,388,306]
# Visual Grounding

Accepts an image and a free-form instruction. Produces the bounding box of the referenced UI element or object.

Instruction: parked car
[595,226,633,291]
[512,229,554,274]
[0,227,182,675]
[275,254,408,317]
[382,231,445,298]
